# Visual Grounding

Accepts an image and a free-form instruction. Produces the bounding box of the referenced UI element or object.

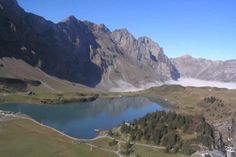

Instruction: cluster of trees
[120,141,134,155]
[120,111,215,155]
[196,117,215,148]
[203,96,224,106]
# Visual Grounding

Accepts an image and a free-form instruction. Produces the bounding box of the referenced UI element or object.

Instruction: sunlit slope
[0,57,95,93]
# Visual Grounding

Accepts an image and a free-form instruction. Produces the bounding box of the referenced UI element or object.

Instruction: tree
[136,154,141,157]
[108,130,113,136]
[122,141,133,155]
[109,139,118,146]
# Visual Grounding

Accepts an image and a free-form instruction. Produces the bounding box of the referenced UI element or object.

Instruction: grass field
[138,85,236,122]
[0,117,192,157]
[0,119,116,157]
[128,145,188,157]
[88,137,118,151]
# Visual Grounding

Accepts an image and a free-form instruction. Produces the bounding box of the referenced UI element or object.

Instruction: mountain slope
[0,0,102,87]
[111,29,179,81]
[171,55,236,82]
[0,0,235,92]
[0,0,178,90]
[0,57,94,93]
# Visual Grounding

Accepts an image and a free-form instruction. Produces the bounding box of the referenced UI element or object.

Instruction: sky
[17,0,236,60]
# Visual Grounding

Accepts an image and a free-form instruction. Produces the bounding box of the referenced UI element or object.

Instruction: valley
[0,85,236,157]
[0,0,236,157]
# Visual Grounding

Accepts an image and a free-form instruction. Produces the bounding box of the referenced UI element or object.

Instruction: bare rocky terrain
[0,0,235,92]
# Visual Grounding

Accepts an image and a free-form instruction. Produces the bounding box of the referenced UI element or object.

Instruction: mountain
[0,0,103,88]
[0,0,178,91]
[171,55,236,82]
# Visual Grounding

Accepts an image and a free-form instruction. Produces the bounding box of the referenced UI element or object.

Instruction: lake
[0,97,165,139]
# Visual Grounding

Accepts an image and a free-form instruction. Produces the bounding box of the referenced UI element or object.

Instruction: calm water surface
[0,97,165,139]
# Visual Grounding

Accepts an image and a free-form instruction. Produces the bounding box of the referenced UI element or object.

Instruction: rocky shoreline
[0,110,29,122]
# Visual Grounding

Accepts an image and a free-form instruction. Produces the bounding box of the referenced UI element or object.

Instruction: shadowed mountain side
[0,0,102,87]
[0,57,98,93]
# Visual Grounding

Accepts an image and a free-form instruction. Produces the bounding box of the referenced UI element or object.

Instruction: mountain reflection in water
[0,97,165,139]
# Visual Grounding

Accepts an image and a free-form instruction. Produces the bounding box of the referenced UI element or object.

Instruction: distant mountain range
[171,55,236,82]
[0,0,235,91]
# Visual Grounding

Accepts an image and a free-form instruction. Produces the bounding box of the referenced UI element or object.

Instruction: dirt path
[40,80,61,93]
[86,142,122,157]
[83,135,165,157]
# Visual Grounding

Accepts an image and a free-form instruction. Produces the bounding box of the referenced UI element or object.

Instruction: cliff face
[111,29,179,81]
[0,0,178,90]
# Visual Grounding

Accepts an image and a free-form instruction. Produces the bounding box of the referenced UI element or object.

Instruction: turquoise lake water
[0,97,165,139]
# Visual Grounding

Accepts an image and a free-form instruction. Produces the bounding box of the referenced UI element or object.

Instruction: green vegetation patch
[120,111,222,155]
[130,145,188,157]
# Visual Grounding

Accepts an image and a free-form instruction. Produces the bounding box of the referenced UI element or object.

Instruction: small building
[125,122,130,126]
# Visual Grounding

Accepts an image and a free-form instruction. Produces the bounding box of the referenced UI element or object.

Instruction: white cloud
[166,78,236,89]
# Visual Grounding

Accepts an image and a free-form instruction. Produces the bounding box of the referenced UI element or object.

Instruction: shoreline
[0,110,111,142]
[0,92,138,105]
[21,116,107,142]
[0,95,100,105]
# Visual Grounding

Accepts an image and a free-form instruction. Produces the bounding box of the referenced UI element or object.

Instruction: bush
[109,139,118,146]
[121,141,133,155]
[108,130,113,136]
[136,154,141,157]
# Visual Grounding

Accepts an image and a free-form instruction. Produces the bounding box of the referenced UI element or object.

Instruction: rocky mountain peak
[111,28,136,50]
[136,36,162,61]
[138,36,160,48]
[83,21,110,33]
[62,15,78,24]
[98,24,109,31]
[112,28,132,36]
[0,0,24,17]
[138,36,152,43]
[178,54,193,59]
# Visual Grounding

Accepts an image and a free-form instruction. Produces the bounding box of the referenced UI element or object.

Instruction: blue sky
[17,0,236,60]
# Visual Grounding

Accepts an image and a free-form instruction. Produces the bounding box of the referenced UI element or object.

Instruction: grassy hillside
[0,118,190,157]
[138,85,236,122]
[0,119,116,157]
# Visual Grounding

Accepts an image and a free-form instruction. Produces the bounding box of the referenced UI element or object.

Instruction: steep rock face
[0,0,179,90]
[171,55,236,82]
[112,29,179,82]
